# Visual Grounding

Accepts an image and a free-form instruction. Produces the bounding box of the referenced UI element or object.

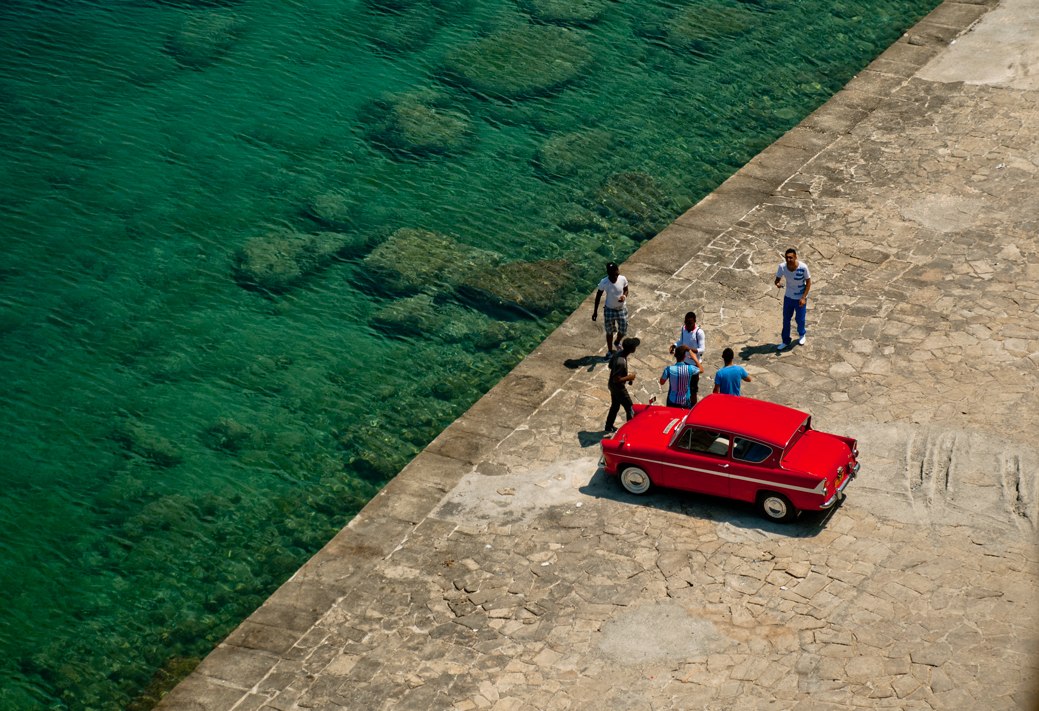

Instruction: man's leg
[781,297,795,345]
[615,308,628,344]
[606,388,622,430]
[795,301,807,339]
[620,387,634,422]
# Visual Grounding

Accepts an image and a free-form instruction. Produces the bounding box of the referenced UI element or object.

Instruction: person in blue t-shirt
[713,347,753,396]
[659,345,704,408]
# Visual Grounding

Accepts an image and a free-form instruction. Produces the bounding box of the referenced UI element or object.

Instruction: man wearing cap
[605,337,640,433]
[592,262,629,360]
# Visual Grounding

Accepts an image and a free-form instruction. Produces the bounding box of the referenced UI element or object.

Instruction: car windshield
[667,410,696,448]
[675,428,730,456]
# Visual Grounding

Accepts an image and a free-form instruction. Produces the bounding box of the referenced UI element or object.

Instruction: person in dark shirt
[605,337,640,432]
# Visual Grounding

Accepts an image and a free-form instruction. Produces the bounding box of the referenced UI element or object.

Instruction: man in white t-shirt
[669,311,705,401]
[592,262,629,358]
[774,247,811,350]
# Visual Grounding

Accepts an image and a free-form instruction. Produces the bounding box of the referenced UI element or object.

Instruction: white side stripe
[614,455,825,496]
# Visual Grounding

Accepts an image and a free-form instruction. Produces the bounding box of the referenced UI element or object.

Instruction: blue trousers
[782,297,807,344]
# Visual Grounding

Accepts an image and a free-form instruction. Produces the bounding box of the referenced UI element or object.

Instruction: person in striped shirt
[659,346,704,408]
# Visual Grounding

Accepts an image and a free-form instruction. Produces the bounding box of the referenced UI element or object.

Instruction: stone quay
[159,1,1039,708]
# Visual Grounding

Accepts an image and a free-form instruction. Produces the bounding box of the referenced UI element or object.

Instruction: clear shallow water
[0,0,937,707]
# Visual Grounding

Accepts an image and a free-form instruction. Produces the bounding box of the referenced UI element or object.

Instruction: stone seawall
[159,1,1039,708]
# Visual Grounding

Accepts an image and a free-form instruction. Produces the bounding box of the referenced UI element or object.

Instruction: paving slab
[158,1,1039,709]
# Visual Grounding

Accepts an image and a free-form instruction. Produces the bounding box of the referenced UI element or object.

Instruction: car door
[662,427,732,498]
[727,436,778,504]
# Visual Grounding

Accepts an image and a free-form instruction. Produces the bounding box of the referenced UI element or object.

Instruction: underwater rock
[165,11,241,69]
[303,190,357,230]
[663,4,758,55]
[456,258,573,316]
[367,0,441,53]
[201,418,261,453]
[233,229,363,292]
[362,91,472,157]
[363,228,499,295]
[112,421,184,468]
[518,0,609,26]
[443,25,592,99]
[371,293,513,345]
[593,171,678,240]
[535,128,614,179]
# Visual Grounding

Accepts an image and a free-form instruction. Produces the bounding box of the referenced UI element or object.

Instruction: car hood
[610,406,687,449]
[781,429,851,478]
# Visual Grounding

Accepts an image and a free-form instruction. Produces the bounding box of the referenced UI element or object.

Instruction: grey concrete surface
[158,1,1039,709]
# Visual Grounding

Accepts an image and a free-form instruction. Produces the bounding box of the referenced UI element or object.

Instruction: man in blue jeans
[774,247,811,350]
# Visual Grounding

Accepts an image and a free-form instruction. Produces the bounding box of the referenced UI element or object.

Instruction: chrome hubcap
[763,497,787,518]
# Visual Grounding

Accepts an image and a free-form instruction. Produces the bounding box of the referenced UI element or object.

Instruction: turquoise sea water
[0,0,938,707]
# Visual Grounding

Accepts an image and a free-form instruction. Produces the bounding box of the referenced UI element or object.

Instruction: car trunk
[781,429,850,479]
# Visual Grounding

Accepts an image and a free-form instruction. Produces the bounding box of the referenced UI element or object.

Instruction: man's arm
[691,352,704,374]
[799,278,811,306]
[619,283,628,303]
[741,369,753,383]
[712,382,720,394]
[592,290,603,320]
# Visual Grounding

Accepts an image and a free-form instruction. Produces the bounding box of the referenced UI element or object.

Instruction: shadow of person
[564,354,608,371]
[577,430,609,448]
[739,343,783,361]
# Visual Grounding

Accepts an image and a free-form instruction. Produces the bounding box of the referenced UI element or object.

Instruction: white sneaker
[798,335,806,346]
[776,342,788,351]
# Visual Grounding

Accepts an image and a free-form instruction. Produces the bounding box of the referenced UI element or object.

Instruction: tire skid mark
[875,423,1035,532]
[1001,453,1037,529]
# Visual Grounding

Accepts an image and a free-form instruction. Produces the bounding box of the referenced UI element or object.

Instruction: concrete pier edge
[157,0,1038,708]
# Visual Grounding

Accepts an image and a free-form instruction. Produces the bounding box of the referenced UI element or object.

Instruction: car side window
[733,437,772,463]
[678,428,730,457]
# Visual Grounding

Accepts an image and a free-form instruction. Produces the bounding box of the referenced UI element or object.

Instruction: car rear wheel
[620,466,652,495]
[756,492,797,523]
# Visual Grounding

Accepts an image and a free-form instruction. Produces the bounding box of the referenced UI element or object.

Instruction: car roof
[684,394,809,449]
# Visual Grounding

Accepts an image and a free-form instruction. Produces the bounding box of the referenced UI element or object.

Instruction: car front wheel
[620,466,652,495]
[757,492,797,523]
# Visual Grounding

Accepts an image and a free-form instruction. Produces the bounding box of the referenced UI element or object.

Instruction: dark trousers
[606,384,633,429]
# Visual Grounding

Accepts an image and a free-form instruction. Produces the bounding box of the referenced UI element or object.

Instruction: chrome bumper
[821,466,856,508]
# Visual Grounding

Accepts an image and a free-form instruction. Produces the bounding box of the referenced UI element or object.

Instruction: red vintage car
[600,394,858,522]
